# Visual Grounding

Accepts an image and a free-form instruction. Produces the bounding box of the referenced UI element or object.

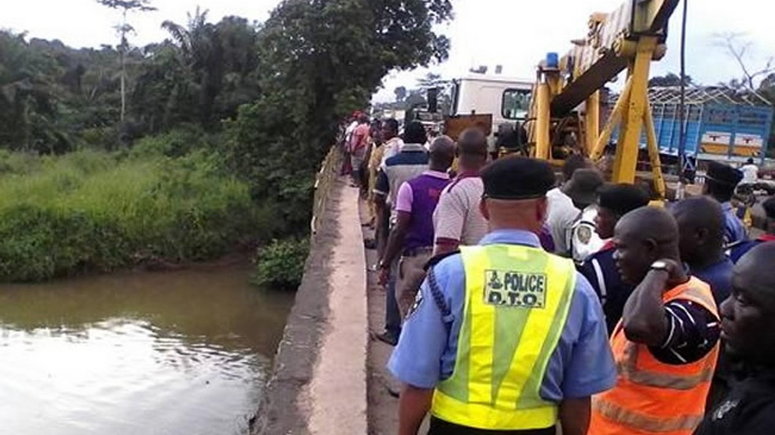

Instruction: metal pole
[677,0,688,185]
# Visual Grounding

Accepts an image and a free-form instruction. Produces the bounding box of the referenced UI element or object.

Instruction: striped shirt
[648,297,720,365]
[374,143,428,216]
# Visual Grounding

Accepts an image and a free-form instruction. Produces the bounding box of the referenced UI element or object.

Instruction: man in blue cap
[704,161,747,246]
[388,157,616,435]
[578,183,650,333]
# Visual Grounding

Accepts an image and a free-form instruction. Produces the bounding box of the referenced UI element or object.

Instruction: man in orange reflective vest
[589,206,721,435]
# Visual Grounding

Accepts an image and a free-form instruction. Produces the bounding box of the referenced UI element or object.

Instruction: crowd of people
[340,112,775,435]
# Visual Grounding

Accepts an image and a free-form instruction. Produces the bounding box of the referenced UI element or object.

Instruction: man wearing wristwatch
[589,206,721,435]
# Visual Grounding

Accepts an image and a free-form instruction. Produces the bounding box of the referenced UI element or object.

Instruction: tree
[756,73,775,151]
[394,86,407,102]
[0,32,66,153]
[648,73,693,87]
[416,72,448,90]
[162,8,224,128]
[714,33,775,91]
[226,0,453,233]
[96,0,156,122]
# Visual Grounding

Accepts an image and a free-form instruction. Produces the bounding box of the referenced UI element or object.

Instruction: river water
[0,264,294,435]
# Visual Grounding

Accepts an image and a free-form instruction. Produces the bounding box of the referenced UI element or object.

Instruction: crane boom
[552,0,680,116]
[528,0,682,195]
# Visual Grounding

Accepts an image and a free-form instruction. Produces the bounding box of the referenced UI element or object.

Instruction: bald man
[433,128,490,255]
[695,243,775,434]
[672,197,734,304]
[672,197,737,411]
[589,207,721,435]
[379,136,455,321]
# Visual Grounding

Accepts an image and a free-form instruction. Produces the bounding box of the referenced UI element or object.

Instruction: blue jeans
[385,264,401,337]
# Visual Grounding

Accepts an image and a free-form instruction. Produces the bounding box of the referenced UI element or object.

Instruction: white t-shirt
[546,187,581,255]
[569,205,604,263]
[344,121,358,144]
[380,137,405,168]
[740,164,758,184]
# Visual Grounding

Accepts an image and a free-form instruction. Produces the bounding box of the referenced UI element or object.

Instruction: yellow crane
[528,0,682,197]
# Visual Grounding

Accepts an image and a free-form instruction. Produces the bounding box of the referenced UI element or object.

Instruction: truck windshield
[502,89,531,120]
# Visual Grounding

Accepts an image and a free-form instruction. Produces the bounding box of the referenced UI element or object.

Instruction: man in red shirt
[349,113,371,188]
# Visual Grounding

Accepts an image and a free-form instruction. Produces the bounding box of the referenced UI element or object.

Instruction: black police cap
[597,183,650,216]
[481,157,556,200]
[706,161,743,186]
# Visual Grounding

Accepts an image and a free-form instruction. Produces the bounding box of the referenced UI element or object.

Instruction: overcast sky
[5,0,774,102]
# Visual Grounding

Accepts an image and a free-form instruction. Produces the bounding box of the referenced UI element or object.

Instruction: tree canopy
[648,73,693,87]
[225,0,454,228]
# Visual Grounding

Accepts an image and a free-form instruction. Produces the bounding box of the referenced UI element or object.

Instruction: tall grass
[0,148,277,282]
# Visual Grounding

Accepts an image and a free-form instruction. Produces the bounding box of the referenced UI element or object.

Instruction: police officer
[388,157,616,435]
[578,183,650,333]
[704,161,747,246]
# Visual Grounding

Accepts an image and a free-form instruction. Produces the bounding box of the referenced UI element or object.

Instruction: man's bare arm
[559,397,591,435]
[382,211,411,268]
[398,385,433,435]
[622,270,671,346]
[434,238,460,256]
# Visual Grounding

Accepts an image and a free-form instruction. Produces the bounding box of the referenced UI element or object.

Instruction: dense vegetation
[0,145,269,281]
[0,0,453,282]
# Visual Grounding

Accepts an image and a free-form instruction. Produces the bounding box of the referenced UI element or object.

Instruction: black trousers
[427,417,556,435]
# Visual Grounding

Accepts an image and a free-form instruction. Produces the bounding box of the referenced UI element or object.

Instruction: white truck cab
[449,74,533,150]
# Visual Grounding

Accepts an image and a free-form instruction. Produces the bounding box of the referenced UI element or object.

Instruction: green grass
[0,148,275,282]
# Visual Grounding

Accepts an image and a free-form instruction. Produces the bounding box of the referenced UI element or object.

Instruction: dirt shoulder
[361,198,400,435]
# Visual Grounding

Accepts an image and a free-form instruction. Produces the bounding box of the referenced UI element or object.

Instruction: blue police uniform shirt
[578,246,634,334]
[691,258,734,306]
[729,236,775,263]
[388,229,617,401]
[722,202,747,246]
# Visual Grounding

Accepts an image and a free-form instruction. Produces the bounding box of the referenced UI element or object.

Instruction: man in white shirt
[546,155,593,256]
[563,169,605,262]
[740,158,759,185]
[380,119,404,167]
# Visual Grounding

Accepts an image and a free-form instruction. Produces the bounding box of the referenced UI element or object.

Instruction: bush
[0,149,271,282]
[130,125,216,159]
[252,238,309,290]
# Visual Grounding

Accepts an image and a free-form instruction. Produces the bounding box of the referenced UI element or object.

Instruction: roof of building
[648,86,772,107]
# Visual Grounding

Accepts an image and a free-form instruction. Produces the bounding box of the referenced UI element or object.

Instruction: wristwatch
[650,260,670,272]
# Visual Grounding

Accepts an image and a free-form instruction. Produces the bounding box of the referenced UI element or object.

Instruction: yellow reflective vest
[431,243,577,430]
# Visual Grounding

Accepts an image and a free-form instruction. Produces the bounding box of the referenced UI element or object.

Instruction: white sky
[4,0,774,102]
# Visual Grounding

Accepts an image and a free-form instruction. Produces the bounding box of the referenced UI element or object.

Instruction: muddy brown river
[0,264,294,435]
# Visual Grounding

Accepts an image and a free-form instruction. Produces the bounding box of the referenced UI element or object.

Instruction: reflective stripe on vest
[431,244,576,430]
[616,343,715,390]
[592,399,705,433]
[589,277,720,435]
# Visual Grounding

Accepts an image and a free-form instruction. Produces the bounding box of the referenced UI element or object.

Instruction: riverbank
[0,148,273,282]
